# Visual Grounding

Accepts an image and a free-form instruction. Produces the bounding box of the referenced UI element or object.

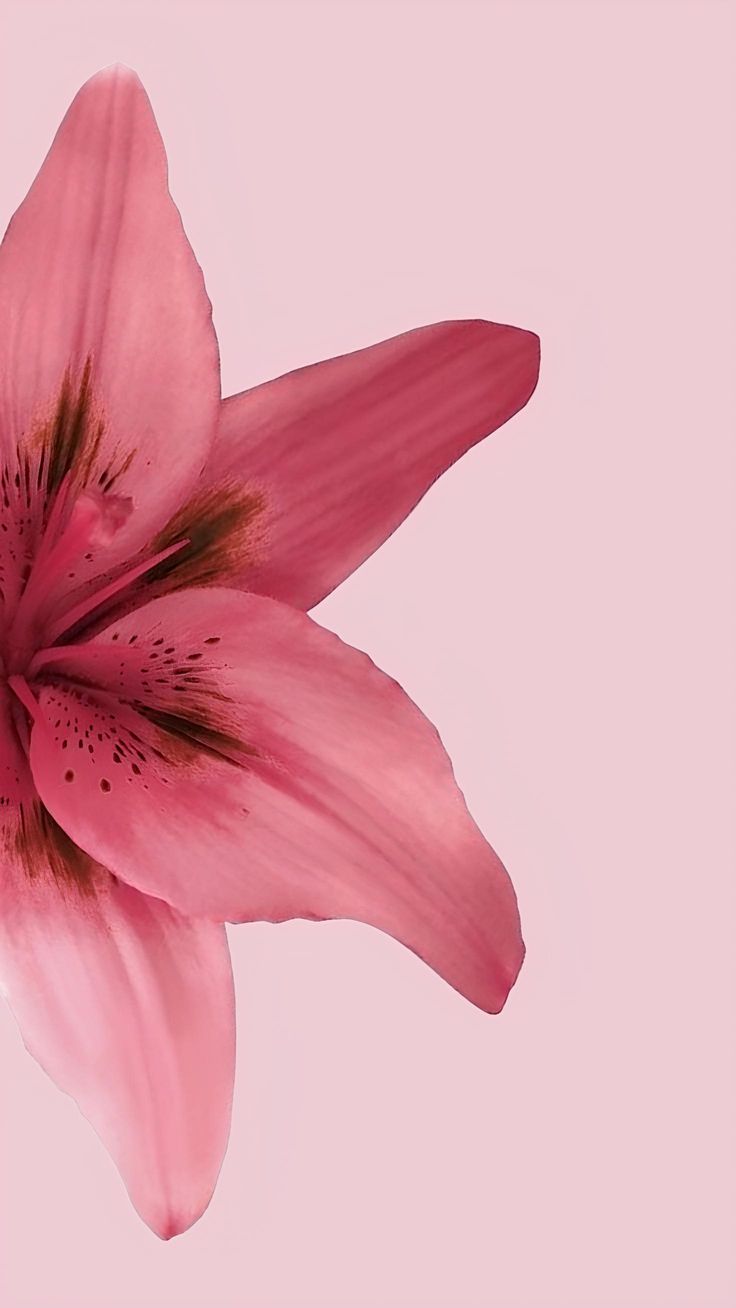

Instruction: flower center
[2,483,188,684]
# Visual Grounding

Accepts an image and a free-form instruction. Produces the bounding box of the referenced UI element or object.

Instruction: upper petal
[208,319,539,609]
[0,858,235,1239]
[28,588,524,1014]
[0,66,220,572]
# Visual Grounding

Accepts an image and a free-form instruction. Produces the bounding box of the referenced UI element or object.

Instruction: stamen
[6,473,75,645]
[44,538,189,646]
[8,674,42,723]
[27,643,84,677]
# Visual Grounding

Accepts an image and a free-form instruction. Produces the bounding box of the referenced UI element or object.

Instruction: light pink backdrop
[1,1,734,1305]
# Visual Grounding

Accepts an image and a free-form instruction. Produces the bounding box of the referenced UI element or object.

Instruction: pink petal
[209,320,539,609]
[29,589,524,1014]
[0,66,220,572]
[0,858,235,1239]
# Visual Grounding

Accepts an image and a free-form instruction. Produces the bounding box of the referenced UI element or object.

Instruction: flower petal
[29,588,524,1014]
[208,319,539,609]
[0,66,220,570]
[0,856,235,1239]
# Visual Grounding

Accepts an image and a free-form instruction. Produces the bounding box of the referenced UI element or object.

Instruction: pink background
[1,1,734,1305]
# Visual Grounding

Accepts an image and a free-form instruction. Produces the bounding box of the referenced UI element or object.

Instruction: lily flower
[0,66,540,1238]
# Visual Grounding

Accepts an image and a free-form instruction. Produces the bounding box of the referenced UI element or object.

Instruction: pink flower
[0,66,540,1239]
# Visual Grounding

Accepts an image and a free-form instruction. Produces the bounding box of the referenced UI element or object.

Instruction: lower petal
[0,858,235,1239]
[29,588,524,1014]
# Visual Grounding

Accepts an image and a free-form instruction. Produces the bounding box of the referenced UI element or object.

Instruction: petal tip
[476,312,540,363]
[490,934,526,1015]
[478,317,541,413]
[80,62,146,92]
[69,64,153,128]
[144,1194,215,1242]
[436,317,541,418]
[151,1214,188,1242]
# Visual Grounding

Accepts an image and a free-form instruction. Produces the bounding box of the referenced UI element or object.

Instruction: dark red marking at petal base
[14,799,97,893]
[146,481,266,592]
